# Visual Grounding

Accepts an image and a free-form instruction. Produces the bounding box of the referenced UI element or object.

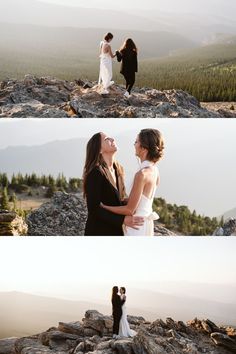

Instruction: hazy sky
[38,0,230,12]
[38,0,236,17]
[0,237,235,302]
[0,119,235,217]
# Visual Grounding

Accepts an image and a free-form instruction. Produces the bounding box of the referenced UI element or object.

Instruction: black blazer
[84,165,125,236]
[112,294,125,317]
[116,48,138,75]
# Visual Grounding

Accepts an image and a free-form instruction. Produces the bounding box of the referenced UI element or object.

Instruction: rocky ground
[0,310,236,354]
[201,102,236,118]
[1,75,235,118]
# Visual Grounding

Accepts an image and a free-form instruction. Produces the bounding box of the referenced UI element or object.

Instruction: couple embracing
[83,128,164,236]
[112,286,136,339]
[98,32,138,97]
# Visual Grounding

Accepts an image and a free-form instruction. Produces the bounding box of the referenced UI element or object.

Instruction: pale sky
[0,119,235,217]
[0,237,235,302]
[38,0,233,14]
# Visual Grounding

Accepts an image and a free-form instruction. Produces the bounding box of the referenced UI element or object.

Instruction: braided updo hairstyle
[139,129,164,163]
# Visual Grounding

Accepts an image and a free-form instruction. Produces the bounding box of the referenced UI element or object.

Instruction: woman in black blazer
[116,38,138,98]
[83,132,144,236]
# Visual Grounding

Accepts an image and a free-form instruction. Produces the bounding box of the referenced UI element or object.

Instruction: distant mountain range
[0,0,236,43]
[0,290,235,338]
[223,207,236,220]
[0,138,86,178]
[0,22,197,61]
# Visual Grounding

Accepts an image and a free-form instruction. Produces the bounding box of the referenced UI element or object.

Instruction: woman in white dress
[119,287,137,338]
[98,32,116,94]
[101,129,164,236]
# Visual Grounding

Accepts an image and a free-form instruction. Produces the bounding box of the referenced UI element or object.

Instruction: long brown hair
[83,133,126,200]
[83,132,104,197]
[120,38,137,53]
[112,286,119,301]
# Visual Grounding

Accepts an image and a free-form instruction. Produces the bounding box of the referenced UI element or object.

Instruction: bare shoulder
[134,169,146,182]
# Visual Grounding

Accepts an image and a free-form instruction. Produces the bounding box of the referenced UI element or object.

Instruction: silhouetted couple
[83,128,164,236]
[98,32,138,97]
[112,286,136,339]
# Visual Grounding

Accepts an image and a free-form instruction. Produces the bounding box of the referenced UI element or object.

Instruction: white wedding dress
[125,160,159,237]
[119,295,137,338]
[98,40,113,90]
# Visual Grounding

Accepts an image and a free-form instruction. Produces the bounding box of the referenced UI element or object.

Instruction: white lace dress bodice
[125,160,159,236]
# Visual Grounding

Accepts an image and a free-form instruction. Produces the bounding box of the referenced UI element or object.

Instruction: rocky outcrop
[27,192,87,236]
[154,224,176,236]
[213,218,236,236]
[1,75,233,118]
[0,210,28,236]
[0,337,18,354]
[26,192,174,236]
[1,310,235,354]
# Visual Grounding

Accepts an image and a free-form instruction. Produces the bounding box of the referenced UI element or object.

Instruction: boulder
[111,338,134,354]
[27,192,87,236]
[58,321,84,336]
[213,218,236,236]
[211,332,236,352]
[0,337,18,354]
[82,310,113,336]
[0,210,28,236]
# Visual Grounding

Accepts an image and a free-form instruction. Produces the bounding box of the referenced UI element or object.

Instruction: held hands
[115,50,122,62]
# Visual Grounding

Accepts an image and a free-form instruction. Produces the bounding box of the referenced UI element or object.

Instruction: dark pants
[113,311,122,335]
[123,72,135,94]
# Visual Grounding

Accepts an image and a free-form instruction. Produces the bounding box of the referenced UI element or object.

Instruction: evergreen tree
[0,173,9,188]
[1,187,10,210]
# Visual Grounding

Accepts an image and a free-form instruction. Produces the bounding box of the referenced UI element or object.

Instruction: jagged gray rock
[1,75,234,118]
[27,192,87,236]
[26,192,173,236]
[82,310,113,336]
[0,210,28,236]
[211,332,236,351]
[1,311,235,354]
[154,225,176,236]
[213,218,236,236]
[0,337,18,354]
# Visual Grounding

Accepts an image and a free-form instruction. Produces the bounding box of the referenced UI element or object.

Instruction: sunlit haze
[0,237,236,302]
[38,0,236,18]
